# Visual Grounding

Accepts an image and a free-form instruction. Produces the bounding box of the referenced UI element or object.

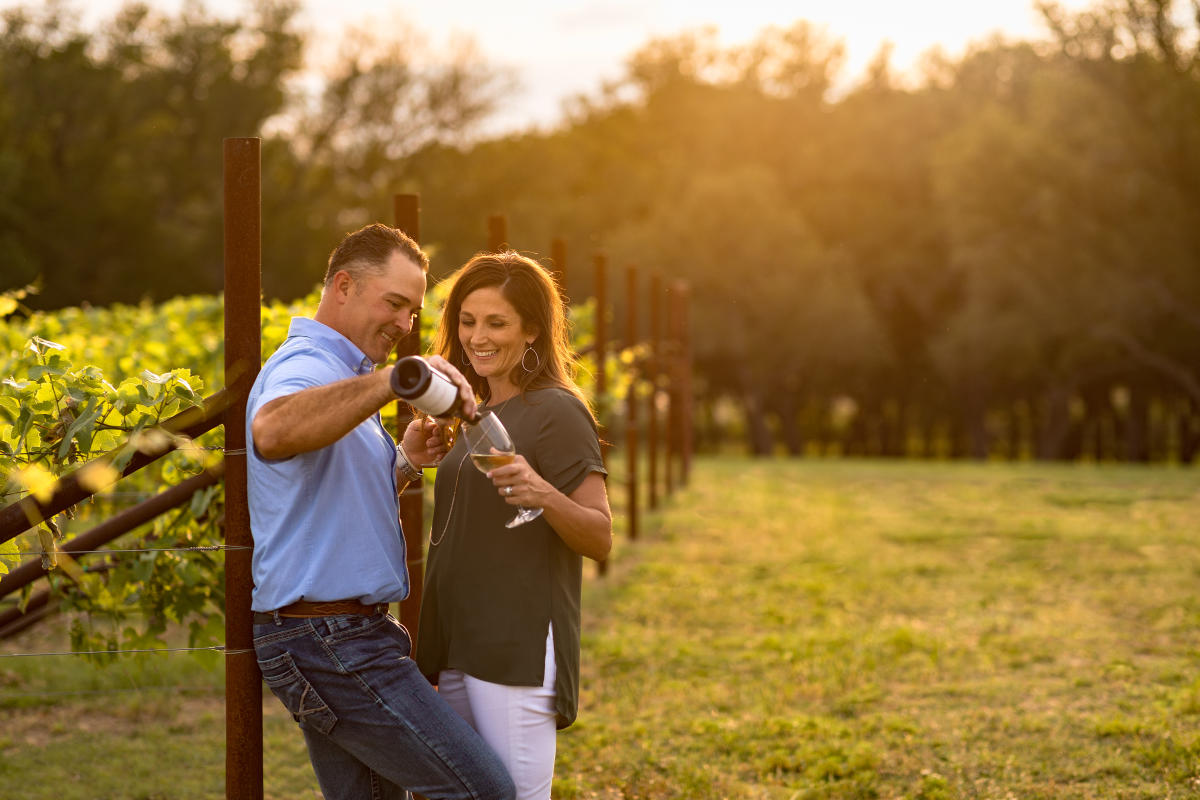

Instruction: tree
[928,3,1200,458]
[259,21,512,298]
[0,0,509,305]
[608,166,886,455]
[1038,0,1200,412]
[0,0,305,307]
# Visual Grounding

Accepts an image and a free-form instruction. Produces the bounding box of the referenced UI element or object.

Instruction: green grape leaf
[28,336,66,355]
[0,537,19,576]
[58,396,104,460]
[0,394,19,423]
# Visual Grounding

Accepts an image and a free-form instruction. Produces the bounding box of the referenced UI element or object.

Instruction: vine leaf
[38,524,58,571]
[0,538,18,576]
[28,336,66,355]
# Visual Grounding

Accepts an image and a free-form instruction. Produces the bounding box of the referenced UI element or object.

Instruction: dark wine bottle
[390,356,480,422]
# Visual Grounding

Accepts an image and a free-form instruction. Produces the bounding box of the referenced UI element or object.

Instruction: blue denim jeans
[253,612,515,800]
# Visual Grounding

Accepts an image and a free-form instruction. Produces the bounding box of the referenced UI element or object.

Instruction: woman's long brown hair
[433,251,593,418]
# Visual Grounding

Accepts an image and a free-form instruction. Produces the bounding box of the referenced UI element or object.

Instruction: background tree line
[3,0,1198,461]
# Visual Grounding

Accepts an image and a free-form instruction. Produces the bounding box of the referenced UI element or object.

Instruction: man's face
[336,250,426,364]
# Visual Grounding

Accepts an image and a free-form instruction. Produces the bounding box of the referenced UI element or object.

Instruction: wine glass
[461,411,544,528]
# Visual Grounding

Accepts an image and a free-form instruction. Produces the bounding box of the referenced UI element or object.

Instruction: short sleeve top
[415,387,606,728]
[246,317,406,611]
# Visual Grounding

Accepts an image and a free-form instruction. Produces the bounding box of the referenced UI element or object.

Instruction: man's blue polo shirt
[246,317,407,611]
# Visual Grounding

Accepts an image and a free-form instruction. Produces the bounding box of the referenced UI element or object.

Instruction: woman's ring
[504,486,513,496]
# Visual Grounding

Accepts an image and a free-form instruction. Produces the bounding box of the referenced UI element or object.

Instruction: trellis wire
[0,645,254,658]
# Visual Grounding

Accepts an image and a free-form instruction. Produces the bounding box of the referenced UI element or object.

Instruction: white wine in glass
[470,452,515,472]
[461,411,544,528]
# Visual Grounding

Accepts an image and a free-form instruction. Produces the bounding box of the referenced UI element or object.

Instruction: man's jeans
[253,612,515,800]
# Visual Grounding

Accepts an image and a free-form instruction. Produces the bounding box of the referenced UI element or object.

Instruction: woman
[415,251,612,800]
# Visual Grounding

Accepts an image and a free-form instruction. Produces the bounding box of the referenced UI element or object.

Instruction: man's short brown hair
[324,223,428,286]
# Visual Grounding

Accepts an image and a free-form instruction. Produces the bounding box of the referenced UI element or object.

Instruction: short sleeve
[249,345,345,421]
[534,391,607,496]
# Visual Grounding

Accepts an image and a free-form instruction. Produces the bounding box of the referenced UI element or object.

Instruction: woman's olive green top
[415,387,606,728]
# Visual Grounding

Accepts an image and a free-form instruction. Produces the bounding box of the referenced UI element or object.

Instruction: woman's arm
[488,462,612,562]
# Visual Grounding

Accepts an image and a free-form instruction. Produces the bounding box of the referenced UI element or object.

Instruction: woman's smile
[459,286,533,397]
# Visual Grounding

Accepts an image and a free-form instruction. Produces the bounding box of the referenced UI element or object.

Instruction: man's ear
[331,270,353,303]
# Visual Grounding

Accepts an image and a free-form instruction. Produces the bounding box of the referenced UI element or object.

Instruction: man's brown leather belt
[254,599,389,624]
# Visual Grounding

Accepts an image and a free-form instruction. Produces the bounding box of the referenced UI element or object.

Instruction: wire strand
[0,646,254,659]
[0,685,222,700]
[13,545,252,556]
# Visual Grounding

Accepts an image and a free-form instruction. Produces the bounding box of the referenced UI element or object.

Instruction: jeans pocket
[257,650,338,735]
[324,615,411,674]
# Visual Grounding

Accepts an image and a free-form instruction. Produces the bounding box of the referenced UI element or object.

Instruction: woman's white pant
[438,627,558,800]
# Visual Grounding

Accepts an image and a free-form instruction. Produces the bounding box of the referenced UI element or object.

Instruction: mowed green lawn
[1,458,1198,799]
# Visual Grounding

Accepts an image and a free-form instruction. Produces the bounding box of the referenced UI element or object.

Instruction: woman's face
[458,285,533,390]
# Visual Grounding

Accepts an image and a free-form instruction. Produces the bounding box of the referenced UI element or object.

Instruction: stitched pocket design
[257,651,338,735]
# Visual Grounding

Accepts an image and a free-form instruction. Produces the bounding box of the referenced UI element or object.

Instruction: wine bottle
[390,356,480,423]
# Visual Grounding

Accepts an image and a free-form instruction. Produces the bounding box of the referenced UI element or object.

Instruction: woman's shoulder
[524,386,590,413]
[522,386,597,428]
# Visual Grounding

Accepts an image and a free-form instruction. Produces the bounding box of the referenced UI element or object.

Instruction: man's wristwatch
[395,444,423,482]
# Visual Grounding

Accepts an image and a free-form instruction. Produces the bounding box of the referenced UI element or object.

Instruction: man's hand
[397,355,477,467]
[426,355,478,420]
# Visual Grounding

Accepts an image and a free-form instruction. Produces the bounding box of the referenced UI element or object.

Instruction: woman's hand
[485,454,552,508]
[488,456,611,560]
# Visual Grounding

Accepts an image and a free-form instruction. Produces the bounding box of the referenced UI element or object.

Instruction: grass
[2,458,1199,798]
[558,459,1200,799]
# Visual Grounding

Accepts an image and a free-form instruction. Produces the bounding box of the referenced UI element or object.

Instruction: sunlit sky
[49,0,1097,133]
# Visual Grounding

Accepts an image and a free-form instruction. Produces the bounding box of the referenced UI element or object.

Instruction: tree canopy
[3,0,1197,458]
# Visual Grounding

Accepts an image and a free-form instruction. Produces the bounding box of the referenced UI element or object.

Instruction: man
[246,223,515,800]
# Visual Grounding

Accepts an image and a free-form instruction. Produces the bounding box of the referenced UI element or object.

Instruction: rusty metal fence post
[624,265,639,541]
[223,136,263,800]
[550,238,568,301]
[593,253,609,575]
[665,282,679,497]
[488,215,508,252]
[647,274,661,510]
[678,281,693,485]
[393,194,426,646]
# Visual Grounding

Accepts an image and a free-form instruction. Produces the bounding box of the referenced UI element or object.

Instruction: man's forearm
[252,368,395,459]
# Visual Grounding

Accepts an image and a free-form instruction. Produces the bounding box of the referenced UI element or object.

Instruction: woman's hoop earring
[521,345,541,373]
[461,350,471,368]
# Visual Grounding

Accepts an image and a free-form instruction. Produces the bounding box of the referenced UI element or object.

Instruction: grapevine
[0,281,615,661]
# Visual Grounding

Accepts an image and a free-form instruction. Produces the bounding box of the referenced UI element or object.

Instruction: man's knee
[477,760,516,800]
